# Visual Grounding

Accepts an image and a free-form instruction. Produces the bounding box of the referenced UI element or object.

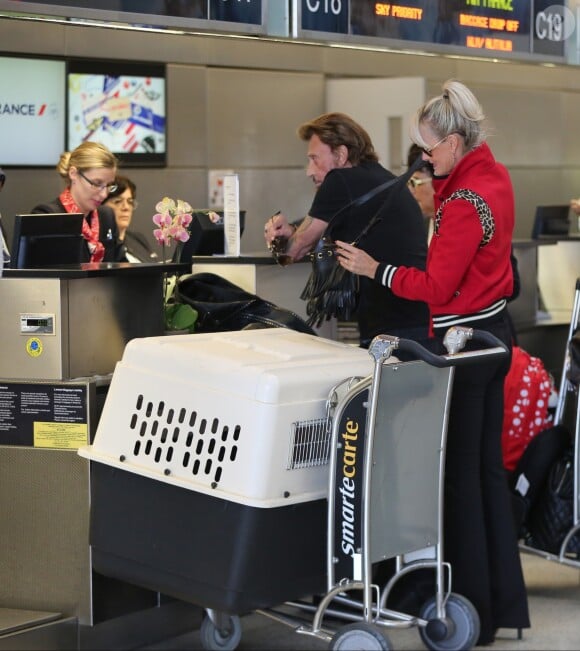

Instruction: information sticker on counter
[0,381,89,448]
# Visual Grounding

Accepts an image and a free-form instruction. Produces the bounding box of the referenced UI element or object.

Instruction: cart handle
[368,326,508,368]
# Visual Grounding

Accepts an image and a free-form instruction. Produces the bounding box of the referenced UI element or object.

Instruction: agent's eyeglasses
[78,169,118,194]
[109,197,138,209]
[407,177,432,189]
[421,135,448,157]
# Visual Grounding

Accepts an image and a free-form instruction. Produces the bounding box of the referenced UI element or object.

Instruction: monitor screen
[67,59,166,167]
[10,213,85,269]
[531,205,570,239]
[174,210,246,261]
[0,55,66,166]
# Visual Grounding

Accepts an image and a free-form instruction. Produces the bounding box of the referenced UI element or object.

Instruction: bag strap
[325,155,425,247]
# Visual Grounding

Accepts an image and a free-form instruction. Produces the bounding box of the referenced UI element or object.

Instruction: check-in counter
[0,262,189,381]
[512,237,580,383]
[0,261,198,649]
[536,237,580,324]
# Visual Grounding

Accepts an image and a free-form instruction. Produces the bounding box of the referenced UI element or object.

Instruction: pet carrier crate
[79,329,375,613]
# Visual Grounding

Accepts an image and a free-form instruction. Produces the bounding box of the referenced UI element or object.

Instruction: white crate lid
[119,328,374,404]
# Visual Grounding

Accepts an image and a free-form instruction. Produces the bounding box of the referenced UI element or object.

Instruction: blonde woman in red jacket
[336,79,529,646]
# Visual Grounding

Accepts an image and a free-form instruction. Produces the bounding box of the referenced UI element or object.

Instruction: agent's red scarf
[60,188,105,262]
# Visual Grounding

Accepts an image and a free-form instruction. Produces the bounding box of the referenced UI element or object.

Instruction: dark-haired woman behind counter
[104,175,159,263]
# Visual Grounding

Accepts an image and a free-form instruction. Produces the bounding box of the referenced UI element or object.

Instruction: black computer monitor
[531,205,570,239]
[10,213,85,269]
[174,210,246,261]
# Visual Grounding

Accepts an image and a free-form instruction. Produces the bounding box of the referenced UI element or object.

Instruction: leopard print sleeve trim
[434,188,495,247]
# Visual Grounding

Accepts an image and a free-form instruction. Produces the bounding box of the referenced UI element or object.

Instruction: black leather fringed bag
[300,158,424,328]
[300,237,356,328]
[300,226,368,328]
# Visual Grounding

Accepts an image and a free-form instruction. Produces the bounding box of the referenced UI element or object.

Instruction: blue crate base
[89,462,327,614]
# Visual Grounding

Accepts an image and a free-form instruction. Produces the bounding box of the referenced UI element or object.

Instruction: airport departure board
[0,0,264,30]
[299,0,569,61]
[1,0,571,61]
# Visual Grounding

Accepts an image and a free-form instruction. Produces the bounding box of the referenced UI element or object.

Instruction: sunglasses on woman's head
[420,135,448,157]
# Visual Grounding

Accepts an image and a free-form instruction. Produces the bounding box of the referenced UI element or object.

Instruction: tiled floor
[142,550,580,650]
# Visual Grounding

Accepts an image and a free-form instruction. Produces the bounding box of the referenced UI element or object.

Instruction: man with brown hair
[264,112,429,347]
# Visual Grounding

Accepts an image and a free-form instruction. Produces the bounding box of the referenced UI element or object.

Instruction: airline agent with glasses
[335,79,530,646]
[31,141,122,262]
[104,175,158,263]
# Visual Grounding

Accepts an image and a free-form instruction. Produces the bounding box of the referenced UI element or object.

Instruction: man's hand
[264,212,294,248]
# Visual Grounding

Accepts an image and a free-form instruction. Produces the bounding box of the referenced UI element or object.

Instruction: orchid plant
[153,197,193,250]
[152,197,197,333]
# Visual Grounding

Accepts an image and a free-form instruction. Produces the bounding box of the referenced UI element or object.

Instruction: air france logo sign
[332,387,368,582]
[0,57,65,165]
[0,102,51,116]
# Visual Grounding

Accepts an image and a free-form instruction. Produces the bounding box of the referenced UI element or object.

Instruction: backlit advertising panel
[0,57,65,167]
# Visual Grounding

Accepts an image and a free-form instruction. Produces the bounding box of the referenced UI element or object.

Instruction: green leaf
[164,303,198,333]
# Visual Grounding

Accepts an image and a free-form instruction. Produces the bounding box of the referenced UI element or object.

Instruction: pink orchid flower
[152,197,192,250]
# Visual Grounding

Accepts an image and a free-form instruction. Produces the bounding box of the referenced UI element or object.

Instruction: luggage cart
[519,277,580,567]
[78,328,376,649]
[267,326,508,651]
[78,326,507,651]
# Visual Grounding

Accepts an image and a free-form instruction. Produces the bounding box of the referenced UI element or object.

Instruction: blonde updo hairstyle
[410,79,486,152]
[56,141,118,187]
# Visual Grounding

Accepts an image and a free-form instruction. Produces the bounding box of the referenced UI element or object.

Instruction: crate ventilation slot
[287,417,331,470]
[128,395,241,484]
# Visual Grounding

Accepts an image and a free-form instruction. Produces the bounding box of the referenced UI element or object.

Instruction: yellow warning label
[34,422,88,449]
[26,337,43,358]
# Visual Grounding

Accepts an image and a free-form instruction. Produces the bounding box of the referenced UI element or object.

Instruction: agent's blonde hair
[56,141,118,186]
[410,79,486,152]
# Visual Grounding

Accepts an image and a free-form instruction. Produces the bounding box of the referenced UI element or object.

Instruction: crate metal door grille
[129,393,242,485]
[287,418,331,470]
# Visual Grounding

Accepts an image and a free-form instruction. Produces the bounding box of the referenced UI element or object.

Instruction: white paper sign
[208,168,235,209]
[223,174,241,257]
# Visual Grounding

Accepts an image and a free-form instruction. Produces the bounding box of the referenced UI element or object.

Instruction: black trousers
[437,313,530,644]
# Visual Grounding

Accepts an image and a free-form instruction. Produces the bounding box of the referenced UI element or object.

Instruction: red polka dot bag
[502,346,554,472]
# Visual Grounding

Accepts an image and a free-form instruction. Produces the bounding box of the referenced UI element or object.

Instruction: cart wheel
[330,622,392,650]
[199,613,242,651]
[418,593,480,651]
